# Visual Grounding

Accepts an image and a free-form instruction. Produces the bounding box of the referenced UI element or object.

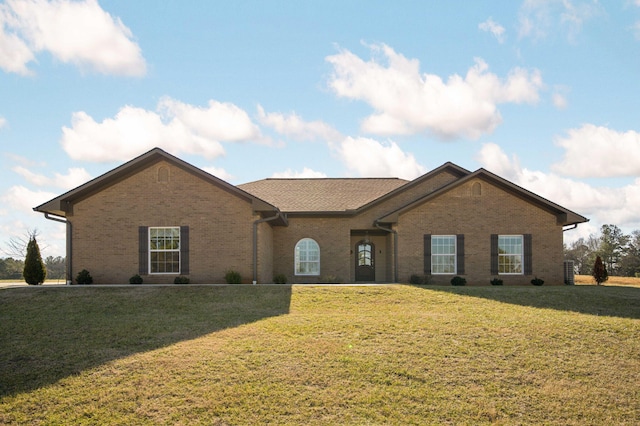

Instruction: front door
[355,241,375,282]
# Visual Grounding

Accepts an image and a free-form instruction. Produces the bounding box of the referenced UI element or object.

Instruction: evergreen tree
[592,255,608,286]
[23,236,46,285]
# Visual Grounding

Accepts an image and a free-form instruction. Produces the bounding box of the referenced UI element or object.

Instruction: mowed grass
[1,285,638,425]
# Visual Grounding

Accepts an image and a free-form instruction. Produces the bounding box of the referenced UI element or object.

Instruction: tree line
[564,224,640,277]
[0,256,66,281]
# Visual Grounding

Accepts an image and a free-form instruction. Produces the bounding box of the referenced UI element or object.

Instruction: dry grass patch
[576,274,640,287]
[1,285,638,424]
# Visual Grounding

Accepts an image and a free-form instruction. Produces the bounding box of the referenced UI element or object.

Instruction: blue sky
[1,0,640,257]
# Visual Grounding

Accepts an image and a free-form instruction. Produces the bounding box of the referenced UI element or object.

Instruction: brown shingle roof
[238,178,409,212]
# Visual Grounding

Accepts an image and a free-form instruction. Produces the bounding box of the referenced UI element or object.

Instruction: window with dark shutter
[424,234,431,274]
[180,226,190,275]
[524,234,532,275]
[490,234,498,275]
[139,226,148,275]
[456,234,465,275]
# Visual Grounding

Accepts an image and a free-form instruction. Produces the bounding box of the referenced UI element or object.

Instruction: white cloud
[201,166,235,182]
[475,142,522,181]
[334,136,425,180]
[518,0,602,41]
[0,0,145,76]
[257,105,343,143]
[479,17,506,43]
[552,124,640,178]
[11,166,91,189]
[61,97,262,162]
[271,168,327,178]
[552,92,567,109]
[476,143,640,238]
[0,116,6,128]
[1,185,57,214]
[551,86,569,109]
[326,44,543,139]
[159,98,261,143]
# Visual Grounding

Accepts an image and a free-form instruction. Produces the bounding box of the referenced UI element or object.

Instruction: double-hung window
[149,227,180,274]
[498,235,523,274]
[431,235,456,274]
[295,238,320,276]
[424,234,464,275]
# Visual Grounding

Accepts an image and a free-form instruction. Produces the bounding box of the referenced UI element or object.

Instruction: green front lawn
[1,285,638,424]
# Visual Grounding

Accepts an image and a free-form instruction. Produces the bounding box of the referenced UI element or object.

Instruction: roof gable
[376,168,588,226]
[34,148,278,217]
[353,162,470,214]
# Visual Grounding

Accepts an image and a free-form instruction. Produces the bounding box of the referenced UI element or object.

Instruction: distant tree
[599,224,628,275]
[0,257,24,279]
[617,230,640,277]
[44,256,66,281]
[592,256,608,286]
[23,236,46,285]
[564,238,592,275]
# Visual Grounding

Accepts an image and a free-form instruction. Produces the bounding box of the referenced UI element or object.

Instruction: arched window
[295,238,320,276]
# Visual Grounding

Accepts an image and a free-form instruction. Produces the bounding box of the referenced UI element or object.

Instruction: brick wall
[69,161,257,284]
[396,178,564,285]
[269,170,462,284]
[67,161,566,285]
[256,220,274,283]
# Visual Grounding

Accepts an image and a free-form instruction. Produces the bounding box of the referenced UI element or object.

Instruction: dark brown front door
[355,241,375,282]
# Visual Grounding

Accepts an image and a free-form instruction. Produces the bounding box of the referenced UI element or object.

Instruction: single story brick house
[35,148,587,285]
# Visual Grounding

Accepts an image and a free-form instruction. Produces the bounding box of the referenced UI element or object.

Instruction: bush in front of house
[451,276,467,286]
[409,274,424,284]
[224,270,241,284]
[173,276,190,284]
[129,274,143,284]
[531,277,544,286]
[490,278,503,286]
[76,269,93,285]
[273,274,287,284]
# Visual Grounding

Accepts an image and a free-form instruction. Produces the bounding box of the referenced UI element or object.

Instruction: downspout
[253,211,281,284]
[43,212,72,285]
[375,221,398,283]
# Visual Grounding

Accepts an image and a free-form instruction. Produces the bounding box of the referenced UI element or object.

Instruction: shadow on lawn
[0,285,292,397]
[410,285,640,320]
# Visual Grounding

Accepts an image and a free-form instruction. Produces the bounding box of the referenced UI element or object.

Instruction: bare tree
[3,229,47,259]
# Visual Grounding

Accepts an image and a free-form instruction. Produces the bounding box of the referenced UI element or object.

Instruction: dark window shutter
[490,234,498,275]
[524,234,532,275]
[424,234,431,274]
[139,226,148,275]
[180,226,190,275]
[456,234,465,275]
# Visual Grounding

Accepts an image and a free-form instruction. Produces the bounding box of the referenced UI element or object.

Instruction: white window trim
[149,226,181,275]
[498,234,523,275]
[431,235,456,275]
[295,238,320,276]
